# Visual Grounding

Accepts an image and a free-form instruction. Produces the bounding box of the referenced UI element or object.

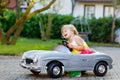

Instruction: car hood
[22,50,71,60]
[22,50,57,59]
[22,45,71,60]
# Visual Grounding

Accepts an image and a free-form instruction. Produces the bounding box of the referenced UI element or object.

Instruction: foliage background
[1,12,120,43]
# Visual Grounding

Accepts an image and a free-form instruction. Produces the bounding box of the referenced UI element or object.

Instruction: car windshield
[53,45,71,53]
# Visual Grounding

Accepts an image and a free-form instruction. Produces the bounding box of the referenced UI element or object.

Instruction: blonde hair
[61,24,78,35]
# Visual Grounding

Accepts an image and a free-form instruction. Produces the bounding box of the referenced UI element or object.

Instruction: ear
[71,30,75,34]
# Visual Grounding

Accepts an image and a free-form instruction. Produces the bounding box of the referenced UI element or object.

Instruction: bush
[22,14,40,38]
[0,11,16,32]
[88,17,113,43]
[21,13,74,39]
[2,11,120,43]
[51,14,74,39]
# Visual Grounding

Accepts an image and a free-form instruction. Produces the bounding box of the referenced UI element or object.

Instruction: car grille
[26,58,33,64]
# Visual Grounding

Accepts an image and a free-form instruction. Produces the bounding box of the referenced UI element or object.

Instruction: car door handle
[82,59,87,61]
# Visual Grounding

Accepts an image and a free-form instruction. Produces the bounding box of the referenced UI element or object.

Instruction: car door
[70,54,94,70]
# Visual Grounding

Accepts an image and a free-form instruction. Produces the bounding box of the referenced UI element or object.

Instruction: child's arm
[68,36,84,51]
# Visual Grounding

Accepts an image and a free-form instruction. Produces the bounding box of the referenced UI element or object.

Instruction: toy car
[20,42,113,78]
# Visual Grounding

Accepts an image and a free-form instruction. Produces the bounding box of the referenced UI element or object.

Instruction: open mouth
[64,34,67,37]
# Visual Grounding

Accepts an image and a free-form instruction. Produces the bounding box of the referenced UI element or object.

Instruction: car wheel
[47,62,62,78]
[81,71,86,75]
[94,62,107,76]
[30,70,40,74]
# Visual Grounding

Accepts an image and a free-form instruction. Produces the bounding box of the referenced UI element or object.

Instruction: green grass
[0,38,61,56]
[0,37,119,56]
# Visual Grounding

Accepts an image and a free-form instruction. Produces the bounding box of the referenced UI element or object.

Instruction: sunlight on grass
[0,38,61,56]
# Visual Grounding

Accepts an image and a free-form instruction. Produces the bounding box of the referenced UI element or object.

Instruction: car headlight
[33,55,39,63]
[20,59,24,63]
[21,53,26,60]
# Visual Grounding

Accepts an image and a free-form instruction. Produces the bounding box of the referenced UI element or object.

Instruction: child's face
[62,28,73,39]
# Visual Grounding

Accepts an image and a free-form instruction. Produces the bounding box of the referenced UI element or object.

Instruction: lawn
[0,37,119,56]
[0,38,61,56]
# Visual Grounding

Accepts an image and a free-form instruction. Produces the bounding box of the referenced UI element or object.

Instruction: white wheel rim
[98,65,106,73]
[53,66,60,75]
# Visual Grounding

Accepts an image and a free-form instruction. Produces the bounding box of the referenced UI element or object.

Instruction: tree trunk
[111,4,116,43]
[0,0,56,45]
[16,0,20,20]
[45,14,54,39]
[10,24,24,45]
[9,17,26,45]
[6,20,21,40]
[0,29,8,44]
[111,18,116,43]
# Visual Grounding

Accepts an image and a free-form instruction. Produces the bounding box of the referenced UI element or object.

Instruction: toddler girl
[61,24,92,54]
[61,24,92,77]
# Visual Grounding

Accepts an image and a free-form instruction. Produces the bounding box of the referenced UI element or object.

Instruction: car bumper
[20,62,41,72]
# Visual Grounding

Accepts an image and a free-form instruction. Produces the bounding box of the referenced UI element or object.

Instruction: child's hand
[67,43,73,51]
[67,43,73,49]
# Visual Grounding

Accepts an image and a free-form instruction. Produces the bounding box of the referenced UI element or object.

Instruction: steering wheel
[62,39,72,51]
[62,39,68,47]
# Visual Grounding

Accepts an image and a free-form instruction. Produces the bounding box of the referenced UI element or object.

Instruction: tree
[38,0,62,40]
[111,0,120,43]
[16,0,21,20]
[0,0,56,45]
[0,0,10,18]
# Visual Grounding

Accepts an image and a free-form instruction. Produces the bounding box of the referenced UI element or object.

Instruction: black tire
[81,71,86,75]
[47,62,62,78]
[94,62,107,76]
[30,70,40,74]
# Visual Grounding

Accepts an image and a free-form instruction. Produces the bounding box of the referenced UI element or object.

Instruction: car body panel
[20,45,113,74]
